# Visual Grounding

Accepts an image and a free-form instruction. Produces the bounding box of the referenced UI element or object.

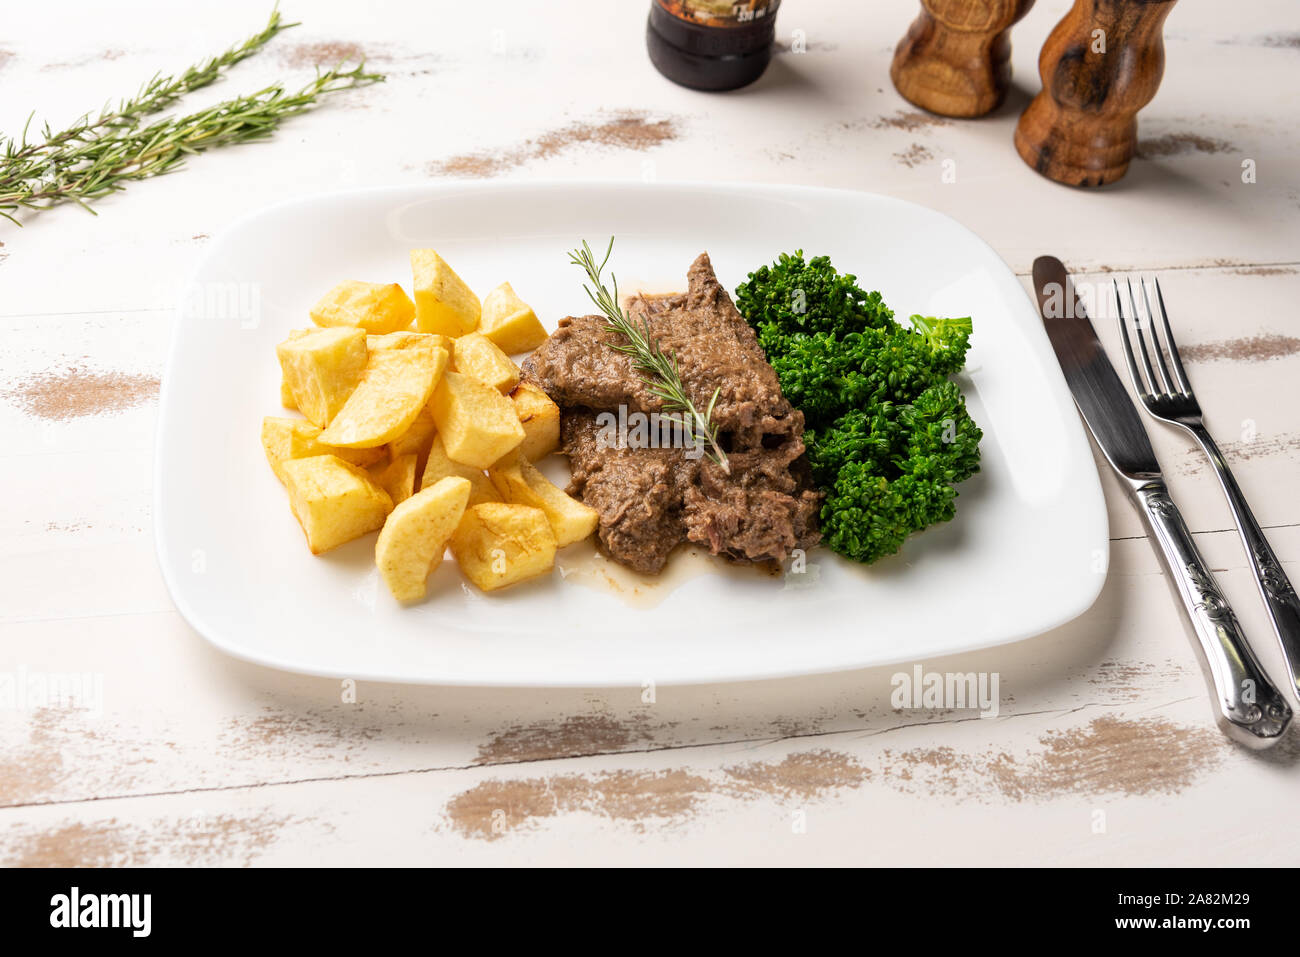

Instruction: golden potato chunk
[262,416,385,482]
[410,249,480,337]
[451,333,520,393]
[421,435,497,505]
[319,341,448,449]
[310,280,416,335]
[449,503,556,592]
[276,327,368,428]
[428,370,525,468]
[371,453,418,506]
[281,455,393,555]
[508,382,560,460]
[488,454,597,547]
[387,404,438,465]
[479,282,547,354]
[278,329,312,410]
[368,331,453,353]
[375,476,472,601]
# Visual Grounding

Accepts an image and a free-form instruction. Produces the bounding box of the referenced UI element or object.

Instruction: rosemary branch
[0,64,383,223]
[568,238,731,474]
[2,5,294,170]
[0,5,382,224]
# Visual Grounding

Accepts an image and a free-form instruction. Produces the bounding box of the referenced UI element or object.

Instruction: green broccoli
[767,322,970,419]
[735,255,982,565]
[804,405,900,485]
[907,313,973,376]
[736,251,894,351]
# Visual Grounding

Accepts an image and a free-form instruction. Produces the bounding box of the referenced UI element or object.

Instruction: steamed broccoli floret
[768,324,967,421]
[899,380,982,485]
[907,314,973,376]
[804,406,899,486]
[736,255,982,564]
[736,251,894,350]
[819,465,917,564]
[804,382,982,563]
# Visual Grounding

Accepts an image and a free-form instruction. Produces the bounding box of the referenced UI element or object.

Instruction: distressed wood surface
[1,0,1298,865]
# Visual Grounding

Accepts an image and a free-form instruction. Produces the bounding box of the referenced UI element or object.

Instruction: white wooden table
[2,0,1298,866]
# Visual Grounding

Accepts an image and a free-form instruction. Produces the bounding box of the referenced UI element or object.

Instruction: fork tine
[1138,277,1177,396]
[1114,279,1152,400]
[1149,276,1192,395]
[1126,277,1165,397]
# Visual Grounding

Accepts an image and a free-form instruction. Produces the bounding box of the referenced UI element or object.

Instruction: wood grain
[1015,0,1178,186]
[891,0,1037,118]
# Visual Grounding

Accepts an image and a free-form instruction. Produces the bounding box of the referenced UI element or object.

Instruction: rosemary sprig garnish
[0,6,383,224]
[3,6,293,171]
[568,238,731,474]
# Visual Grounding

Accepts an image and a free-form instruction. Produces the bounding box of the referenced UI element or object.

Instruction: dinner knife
[1033,255,1291,748]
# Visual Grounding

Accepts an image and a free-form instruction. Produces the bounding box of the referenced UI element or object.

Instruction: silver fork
[1116,276,1300,704]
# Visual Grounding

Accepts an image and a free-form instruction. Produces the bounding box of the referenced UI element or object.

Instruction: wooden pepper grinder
[890,0,1037,118]
[1015,0,1177,186]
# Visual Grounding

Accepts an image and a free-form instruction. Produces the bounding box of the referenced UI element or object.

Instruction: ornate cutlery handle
[1191,427,1300,701]
[1134,481,1291,748]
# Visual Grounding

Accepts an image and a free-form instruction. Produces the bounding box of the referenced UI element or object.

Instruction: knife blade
[1032,256,1161,480]
[1033,255,1291,748]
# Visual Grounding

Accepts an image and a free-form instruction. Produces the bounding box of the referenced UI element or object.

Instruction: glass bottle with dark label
[647,1,782,91]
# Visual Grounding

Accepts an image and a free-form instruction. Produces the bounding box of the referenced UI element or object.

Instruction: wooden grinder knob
[1015,0,1178,186]
[890,0,1037,118]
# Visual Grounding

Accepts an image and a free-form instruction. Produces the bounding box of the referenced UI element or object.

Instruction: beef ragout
[522,252,820,574]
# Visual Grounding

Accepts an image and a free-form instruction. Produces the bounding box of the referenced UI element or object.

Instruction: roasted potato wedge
[421,434,497,505]
[278,328,311,411]
[319,340,448,449]
[367,331,453,353]
[267,261,585,597]
[410,249,480,337]
[449,502,556,592]
[479,282,547,354]
[508,382,560,460]
[281,454,393,555]
[375,476,472,601]
[310,280,416,335]
[387,403,438,467]
[451,333,520,393]
[262,416,386,482]
[276,327,368,428]
[428,370,525,468]
[370,453,418,506]
[488,454,597,547]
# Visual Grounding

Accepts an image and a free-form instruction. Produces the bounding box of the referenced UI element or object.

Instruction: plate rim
[154,179,1109,687]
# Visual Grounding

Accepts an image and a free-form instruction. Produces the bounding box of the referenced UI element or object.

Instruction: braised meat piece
[522,252,820,574]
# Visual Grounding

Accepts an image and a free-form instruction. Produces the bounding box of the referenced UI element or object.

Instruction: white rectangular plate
[155,182,1107,686]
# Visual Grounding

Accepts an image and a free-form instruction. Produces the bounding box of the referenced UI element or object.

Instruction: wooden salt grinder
[890,0,1037,118]
[1015,0,1177,186]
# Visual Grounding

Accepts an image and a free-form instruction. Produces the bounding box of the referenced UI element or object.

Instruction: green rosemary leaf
[568,238,731,474]
[0,62,383,221]
[2,6,293,163]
